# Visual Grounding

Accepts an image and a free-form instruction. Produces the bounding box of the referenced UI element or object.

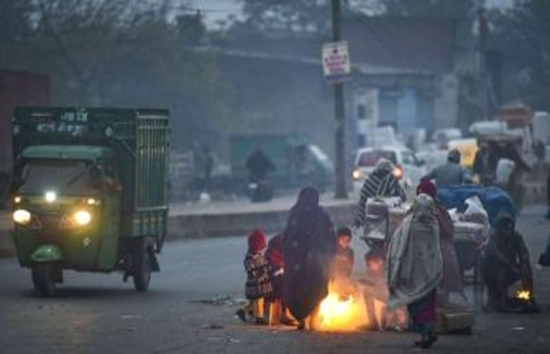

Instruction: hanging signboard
[322,41,351,84]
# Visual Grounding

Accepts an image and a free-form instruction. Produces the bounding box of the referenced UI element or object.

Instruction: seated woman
[484,212,533,312]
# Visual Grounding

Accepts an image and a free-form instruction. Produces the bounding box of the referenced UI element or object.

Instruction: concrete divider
[168,203,356,239]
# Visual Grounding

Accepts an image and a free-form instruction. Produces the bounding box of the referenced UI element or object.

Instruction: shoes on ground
[415,334,438,349]
[235,309,247,322]
[255,317,268,325]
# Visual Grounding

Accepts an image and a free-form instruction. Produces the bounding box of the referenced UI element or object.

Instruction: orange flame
[316,281,370,331]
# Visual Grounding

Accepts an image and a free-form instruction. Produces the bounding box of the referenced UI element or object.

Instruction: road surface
[0,206,549,353]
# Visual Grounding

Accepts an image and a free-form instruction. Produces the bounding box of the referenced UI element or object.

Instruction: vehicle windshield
[20,159,99,195]
[357,150,397,167]
[308,145,334,171]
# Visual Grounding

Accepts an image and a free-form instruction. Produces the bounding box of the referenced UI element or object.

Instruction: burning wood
[516,290,531,301]
[504,290,540,313]
[316,281,370,331]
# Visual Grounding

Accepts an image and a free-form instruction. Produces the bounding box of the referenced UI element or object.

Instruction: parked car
[351,146,426,191]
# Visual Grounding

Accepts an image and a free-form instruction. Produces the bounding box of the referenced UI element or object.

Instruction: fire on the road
[516,290,531,300]
[316,281,370,331]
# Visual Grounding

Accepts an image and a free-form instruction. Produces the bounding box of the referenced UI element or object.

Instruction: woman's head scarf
[374,158,394,173]
[293,186,319,213]
[417,180,437,199]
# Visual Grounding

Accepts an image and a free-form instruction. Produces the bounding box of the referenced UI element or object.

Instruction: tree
[489,0,550,110]
[236,0,380,36]
[380,0,474,19]
[0,0,232,151]
[0,0,34,68]
[239,0,332,34]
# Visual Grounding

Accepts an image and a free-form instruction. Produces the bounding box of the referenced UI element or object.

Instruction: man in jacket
[422,149,466,188]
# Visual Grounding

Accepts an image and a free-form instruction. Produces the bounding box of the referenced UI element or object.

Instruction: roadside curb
[168,203,355,239]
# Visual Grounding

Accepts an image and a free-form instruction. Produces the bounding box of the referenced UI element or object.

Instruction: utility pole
[331,0,348,199]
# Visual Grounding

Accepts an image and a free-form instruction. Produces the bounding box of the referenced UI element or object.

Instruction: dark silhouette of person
[484,212,533,312]
[473,142,490,184]
[201,146,214,192]
[246,149,275,182]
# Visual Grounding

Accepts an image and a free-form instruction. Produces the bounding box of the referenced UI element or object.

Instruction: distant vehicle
[363,126,407,149]
[230,134,334,193]
[351,146,426,190]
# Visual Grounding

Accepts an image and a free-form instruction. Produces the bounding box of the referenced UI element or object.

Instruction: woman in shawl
[484,211,533,312]
[387,194,442,349]
[417,180,464,303]
[282,186,337,330]
[355,158,407,228]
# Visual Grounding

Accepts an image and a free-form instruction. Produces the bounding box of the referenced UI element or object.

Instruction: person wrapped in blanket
[236,229,273,325]
[484,212,533,312]
[416,180,464,304]
[354,158,407,229]
[282,186,337,331]
[264,234,297,326]
[387,194,443,349]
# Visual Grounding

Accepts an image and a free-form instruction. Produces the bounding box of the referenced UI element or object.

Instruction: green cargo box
[13,107,170,242]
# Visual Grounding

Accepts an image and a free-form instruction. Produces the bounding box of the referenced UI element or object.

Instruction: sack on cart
[362,197,404,245]
[363,198,389,243]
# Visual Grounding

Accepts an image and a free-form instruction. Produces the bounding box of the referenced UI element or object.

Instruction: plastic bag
[447,208,460,223]
[363,198,389,241]
[364,215,387,240]
[495,158,515,186]
[463,196,489,226]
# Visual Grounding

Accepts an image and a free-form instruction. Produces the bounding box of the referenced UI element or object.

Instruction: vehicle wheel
[133,238,152,292]
[32,263,56,297]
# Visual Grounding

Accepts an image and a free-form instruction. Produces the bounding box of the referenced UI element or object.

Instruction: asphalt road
[1,207,550,354]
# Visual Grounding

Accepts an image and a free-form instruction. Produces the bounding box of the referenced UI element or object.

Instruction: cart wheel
[133,238,152,292]
[32,263,56,297]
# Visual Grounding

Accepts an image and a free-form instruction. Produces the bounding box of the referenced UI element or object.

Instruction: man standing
[354,159,406,229]
[473,142,490,184]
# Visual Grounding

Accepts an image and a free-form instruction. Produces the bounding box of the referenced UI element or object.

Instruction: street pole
[332,0,348,199]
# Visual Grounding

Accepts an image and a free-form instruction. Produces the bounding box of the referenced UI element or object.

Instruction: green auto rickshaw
[11,107,170,297]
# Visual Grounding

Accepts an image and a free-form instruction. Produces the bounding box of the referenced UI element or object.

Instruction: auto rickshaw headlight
[45,191,57,203]
[13,209,31,225]
[74,210,92,226]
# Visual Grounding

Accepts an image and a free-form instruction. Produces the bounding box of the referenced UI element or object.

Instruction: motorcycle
[247,177,273,203]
